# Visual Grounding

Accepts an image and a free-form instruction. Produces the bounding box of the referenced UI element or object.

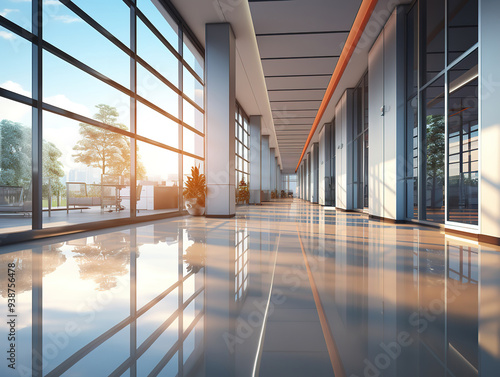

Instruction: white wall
[335,91,352,209]
[479,0,500,239]
[311,143,319,203]
[368,9,406,220]
[319,126,326,205]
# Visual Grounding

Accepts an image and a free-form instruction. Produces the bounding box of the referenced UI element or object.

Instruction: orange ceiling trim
[295,0,379,172]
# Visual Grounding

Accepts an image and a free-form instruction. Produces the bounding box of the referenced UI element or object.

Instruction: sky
[0,0,203,183]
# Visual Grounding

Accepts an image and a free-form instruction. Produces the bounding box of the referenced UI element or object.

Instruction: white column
[306,153,311,202]
[249,115,262,204]
[368,9,406,220]
[311,142,319,203]
[480,0,500,240]
[205,23,236,217]
[261,135,271,201]
[319,123,333,206]
[270,148,276,196]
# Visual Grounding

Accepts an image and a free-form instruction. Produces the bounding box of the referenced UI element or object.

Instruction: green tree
[426,114,445,208]
[73,104,145,180]
[1,120,65,201]
[42,141,65,201]
[0,120,31,189]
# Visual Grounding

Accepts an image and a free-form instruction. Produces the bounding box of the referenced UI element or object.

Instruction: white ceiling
[170,0,283,168]
[171,0,411,174]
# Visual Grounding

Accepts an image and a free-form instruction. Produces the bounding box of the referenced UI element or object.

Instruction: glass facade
[0,0,204,236]
[235,103,250,190]
[406,0,478,226]
[282,174,297,197]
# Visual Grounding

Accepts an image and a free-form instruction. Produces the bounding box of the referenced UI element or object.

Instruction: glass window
[137,63,179,119]
[183,99,204,133]
[43,6,130,88]
[422,0,445,84]
[0,97,32,233]
[183,67,204,108]
[42,111,132,229]
[0,0,204,239]
[448,0,478,63]
[447,50,478,225]
[183,128,203,157]
[137,0,178,51]
[137,18,179,88]
[406,96,419,219]
[0,26,32,97]
[137,140,179,215]
[183,156,204,208]
[137,101,179,148]
[43,51,130,129]
[422,76,445,223]
[71,0,130,46]
[183,34,204,80]
[0,0,31,32]
[407,4,418,98]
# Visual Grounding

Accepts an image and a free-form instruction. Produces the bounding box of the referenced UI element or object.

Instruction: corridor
[0,200,497,376]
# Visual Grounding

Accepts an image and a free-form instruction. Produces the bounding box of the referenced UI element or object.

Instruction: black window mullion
[136,55,181,95]
[130,1,138,219]
[182,60,204,85]
[42,40,134,97]
[31,4,43,377]
[59,0,133,58]
[0,15,36,42]
[135,8,181,60]
[32,0,43,231]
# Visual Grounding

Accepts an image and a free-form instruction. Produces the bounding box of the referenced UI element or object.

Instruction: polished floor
[1,199,499,377]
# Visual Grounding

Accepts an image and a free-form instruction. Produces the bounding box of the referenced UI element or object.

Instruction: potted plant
[237,179,249,204]
[183,165,206,216]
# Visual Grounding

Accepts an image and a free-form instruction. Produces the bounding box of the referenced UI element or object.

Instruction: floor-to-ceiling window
[235,103,250,196]
[351,72,369,210]
[0,0,204,238]
[281,174,297,197]
[406,0,478,226]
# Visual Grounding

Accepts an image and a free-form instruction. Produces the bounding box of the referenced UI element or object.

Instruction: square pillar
[306,153,311,202]
[311,142,319,204]
[249,115,262,204]
[261,136,271,201]
[301,161,305,199]
[270,148,276,196]
[319,123,333,206]
[205,23,236,217]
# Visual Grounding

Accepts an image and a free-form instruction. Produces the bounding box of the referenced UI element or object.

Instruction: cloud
[44,94,90,117]
[0,8,19,17]
[51,14,82,24]
[43,0,62,5]
[1,80,30,97]
[0,30,16,40]
[0,81,31,124]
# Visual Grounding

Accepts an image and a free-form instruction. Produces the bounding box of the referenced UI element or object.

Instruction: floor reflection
[0,200,499,376]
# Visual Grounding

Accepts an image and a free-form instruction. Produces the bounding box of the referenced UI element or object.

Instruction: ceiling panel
[250,0,363,34]
[274,118,316,125]
[249,0,363,172]
[270,101,322,111]
[272,109,318,117]
[266,75,330,90]
[268,89,325,102]
[257,33,348,58]
[261,57,338,77]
